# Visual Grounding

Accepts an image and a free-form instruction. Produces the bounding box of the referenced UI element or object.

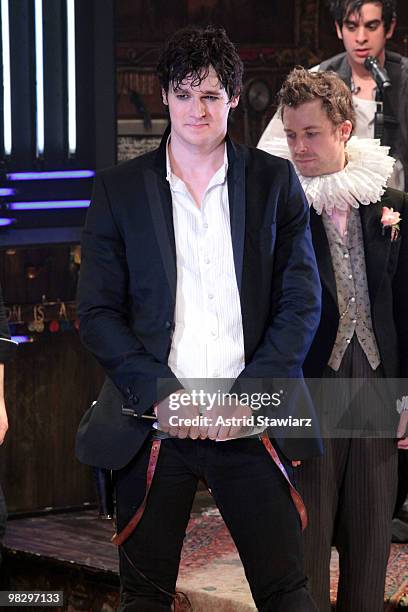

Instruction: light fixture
[6,169,95,180]
[0,217,15,226]
[0,188,15,196]
[66,0,77,156]
[34,0,45,157]
[9,199,90,210]
[1,0,12,156]
[11,336,32,344]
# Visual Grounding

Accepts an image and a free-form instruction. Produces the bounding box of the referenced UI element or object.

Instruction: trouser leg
[115,439,198,611]
[333,340,398,610]
[297,438,349,612]
[205,437,318,612]
[335,437,398,612]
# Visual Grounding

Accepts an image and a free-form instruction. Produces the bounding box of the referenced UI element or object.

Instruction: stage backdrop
[115,0,408,151]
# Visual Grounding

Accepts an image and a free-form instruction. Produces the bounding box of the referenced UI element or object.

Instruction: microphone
[364,56,392,90]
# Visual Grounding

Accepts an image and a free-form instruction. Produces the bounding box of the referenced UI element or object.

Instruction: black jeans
[115,437,317,611]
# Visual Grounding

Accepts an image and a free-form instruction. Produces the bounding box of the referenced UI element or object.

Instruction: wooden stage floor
[2,493,408,611]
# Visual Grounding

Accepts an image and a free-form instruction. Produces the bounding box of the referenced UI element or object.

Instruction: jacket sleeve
[399,57,408,189]
[77,173,181,416]
[0,284,17,363]
[393,190,408,377]
[234,161,321,382]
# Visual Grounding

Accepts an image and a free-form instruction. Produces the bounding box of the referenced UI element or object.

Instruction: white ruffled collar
[262,136,395,216]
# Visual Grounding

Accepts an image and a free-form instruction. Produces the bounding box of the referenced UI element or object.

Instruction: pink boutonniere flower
[381,206,401,241]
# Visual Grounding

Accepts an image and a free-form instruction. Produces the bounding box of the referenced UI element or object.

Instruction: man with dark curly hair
[77,24,322,612]
[259,0,408,191]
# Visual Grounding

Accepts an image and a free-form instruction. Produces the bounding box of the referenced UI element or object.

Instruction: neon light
[1,0,12,155]
[34,0,44,157]
[11,336,32,344]
[0,188,15,196]
[0,217,14,226]
[9,200,90,210]
[7,170,95,180]
[66,0,76,155]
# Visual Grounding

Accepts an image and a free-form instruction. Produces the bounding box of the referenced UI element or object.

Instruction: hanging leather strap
[112,433,307,546]
[259,432,308,531]
[112,439,162,546]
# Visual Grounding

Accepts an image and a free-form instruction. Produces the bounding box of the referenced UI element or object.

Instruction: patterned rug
[178,508,408,610]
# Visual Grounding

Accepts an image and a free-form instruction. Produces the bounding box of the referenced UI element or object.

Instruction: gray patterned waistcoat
[322,207,381,371]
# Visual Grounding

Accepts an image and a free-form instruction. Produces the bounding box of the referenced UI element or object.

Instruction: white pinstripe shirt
[166,142,245,384]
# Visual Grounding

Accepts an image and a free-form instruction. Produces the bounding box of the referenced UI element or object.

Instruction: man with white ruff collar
[259,67,408,611]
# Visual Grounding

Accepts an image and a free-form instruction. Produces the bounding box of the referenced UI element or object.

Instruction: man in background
[260,67,408,611]
[259,0,408,533]
[259,0,408,191]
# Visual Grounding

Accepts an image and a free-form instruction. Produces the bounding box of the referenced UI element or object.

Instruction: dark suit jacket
[320,51,408,190]
[303,188,408,381]
[76,131,322,468]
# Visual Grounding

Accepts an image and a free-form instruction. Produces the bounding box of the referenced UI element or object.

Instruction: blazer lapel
[334,53,352,89]
[227,138,246,296]
[144,135,177,302]
[359,201,391,305]
[310,209,338,307]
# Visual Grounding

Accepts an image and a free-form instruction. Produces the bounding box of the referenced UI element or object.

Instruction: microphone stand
[364,56,391,144]
[374,87,385,142]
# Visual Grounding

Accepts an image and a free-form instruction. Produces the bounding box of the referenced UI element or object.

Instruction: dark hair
[157,25,243,101]
[327,0,397,32]
[278,67,356,132]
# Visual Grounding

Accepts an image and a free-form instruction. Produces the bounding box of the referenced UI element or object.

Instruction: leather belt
[259,431,308,531]
[112,439,161,546]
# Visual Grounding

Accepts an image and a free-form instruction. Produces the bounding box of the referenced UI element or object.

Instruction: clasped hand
[155,390,253,441]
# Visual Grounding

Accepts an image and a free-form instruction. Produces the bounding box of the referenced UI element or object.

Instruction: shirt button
[346,339,351,344]
[208,294,214,300]
[211,330,217,337]
[344,253,349,259]
[203,223,209,229]
[348,274,353,280]
[165,320,173,329]
[350,297,356,303]
[352,319,357,324]
[205,258,210,264]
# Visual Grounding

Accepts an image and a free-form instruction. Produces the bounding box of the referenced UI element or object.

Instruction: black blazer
[303,188,408,381]
[76,132,323,468]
